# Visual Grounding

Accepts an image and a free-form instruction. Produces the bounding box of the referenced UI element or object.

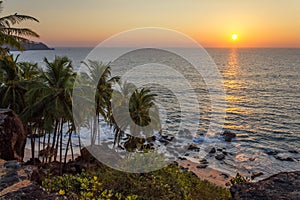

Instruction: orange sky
[2,0,300,48]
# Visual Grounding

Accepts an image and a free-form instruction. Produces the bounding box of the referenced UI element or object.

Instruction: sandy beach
[177,160,232,188]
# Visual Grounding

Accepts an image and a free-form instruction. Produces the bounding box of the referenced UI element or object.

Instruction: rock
[230,171,300,200]
[225,182,231,187]
[196,164,208,169]
[0,109,27,161]
[161,134,174,142]
[0,183,66,200]
[199,159,209,165]
[274,155,294,162]
[215,154,225,160]
[288,150,298,154]
[187,144,200,152]
[222,151,228,156]
[251,172,264,180]
[221,130,236,142]
[265,150,279,155]
[221,173,229,179]
[178,157,187,161]
[209,147,216,154]
[249,157,256,161]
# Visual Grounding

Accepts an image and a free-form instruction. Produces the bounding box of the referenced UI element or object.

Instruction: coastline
[24,147,231,188]
[177,160,232,188]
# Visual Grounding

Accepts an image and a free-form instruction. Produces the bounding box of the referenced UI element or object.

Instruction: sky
[2,0,300,48]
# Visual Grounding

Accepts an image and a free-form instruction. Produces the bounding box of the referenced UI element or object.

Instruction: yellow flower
[93,176,98,181]
[58,189,65,195]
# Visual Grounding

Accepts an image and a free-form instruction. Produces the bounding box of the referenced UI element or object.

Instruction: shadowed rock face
[230,171,300,200]
[0,109,26,161]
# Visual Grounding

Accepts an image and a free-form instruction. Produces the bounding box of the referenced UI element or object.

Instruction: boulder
[209,147,216,154]
[0,109,27,161]
[187,144,200,152]
[215,154,225,160]
[231,171,300,200]
[221,130,236,142]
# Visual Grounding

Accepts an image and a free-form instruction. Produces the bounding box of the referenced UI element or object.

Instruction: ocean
[13,47,300,179]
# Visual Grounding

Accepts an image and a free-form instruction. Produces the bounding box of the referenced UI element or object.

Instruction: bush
[230,173,250,185]
[43,163,230,200]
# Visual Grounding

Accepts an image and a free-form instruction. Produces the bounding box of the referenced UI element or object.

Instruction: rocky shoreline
[1,158,299,199]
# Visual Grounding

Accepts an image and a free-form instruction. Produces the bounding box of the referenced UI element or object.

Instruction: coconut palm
[111,82,161,149]
[0,54,27,113]
[80,60,119,145]
[0,1,39,56]
[22,56,76,173]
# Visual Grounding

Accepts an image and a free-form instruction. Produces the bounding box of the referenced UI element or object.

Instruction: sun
[231,34,238,41]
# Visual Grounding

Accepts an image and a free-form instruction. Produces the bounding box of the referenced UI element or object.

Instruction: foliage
[43,164,230,200]
[0,1,39,56]
[230,173,250,185]
[43,171,138,200]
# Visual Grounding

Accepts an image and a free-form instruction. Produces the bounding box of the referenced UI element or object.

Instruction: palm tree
[0,1,39,56]
[111,82,161,150]
[0,54,27,113]
[22,56,76,173]
[80,60,118,145]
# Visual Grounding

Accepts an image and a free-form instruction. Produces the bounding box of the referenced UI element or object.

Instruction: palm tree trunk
[42,129,46,163]
[54,123,60,161]
[59,118,63,175]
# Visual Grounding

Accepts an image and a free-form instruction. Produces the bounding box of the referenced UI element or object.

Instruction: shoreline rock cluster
[230,171,300,200]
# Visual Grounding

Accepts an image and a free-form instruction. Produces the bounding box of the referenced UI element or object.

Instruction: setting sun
[231,34,238,41]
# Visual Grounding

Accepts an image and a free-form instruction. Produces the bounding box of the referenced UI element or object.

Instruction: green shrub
[43,164,231,200]
[230,173,250,185]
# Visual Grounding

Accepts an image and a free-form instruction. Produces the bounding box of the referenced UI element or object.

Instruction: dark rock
[178,157,187,160]
[274,155,294,162]
[0,183,66,200]
[215,154,225,160]
[4,160,21,169]
[221,130,236,142]
[184,153,189,157]
[251,172,264,180]
[266,150,279,156]
[230,171,300,200]
[222,151,228,156]
[217,148,223,152]
[288,150,299,154]
[146,136,156,143]
[225,182,231,187]
[187,144,200,152]
[196,164,208,169]
[199,158,209,165]
[161,134,174,142]
[209,147,216,154]
[249,157,256,161]
[0,109,27,161]
[221,173,229,179]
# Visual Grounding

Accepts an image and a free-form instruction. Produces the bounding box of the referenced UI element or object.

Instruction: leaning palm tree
[111,82,161,150]
[80,60,119,145]
[0,1,39,56]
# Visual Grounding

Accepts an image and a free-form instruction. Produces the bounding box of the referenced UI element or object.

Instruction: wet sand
[177,160,232,188]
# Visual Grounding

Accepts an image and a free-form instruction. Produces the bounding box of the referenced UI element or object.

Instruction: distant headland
[9,42,54,51]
